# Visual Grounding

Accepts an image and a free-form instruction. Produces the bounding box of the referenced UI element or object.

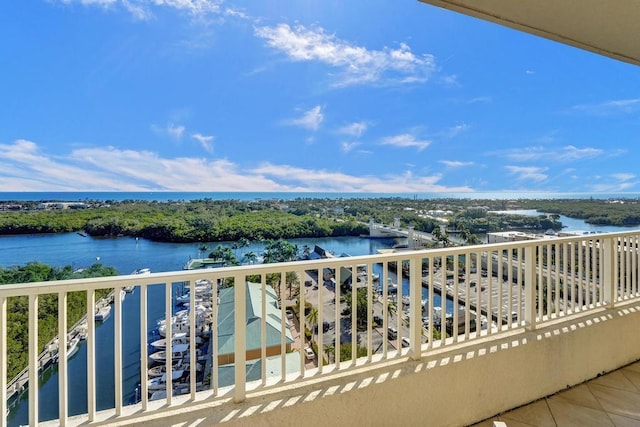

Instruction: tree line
[1,263,117,379]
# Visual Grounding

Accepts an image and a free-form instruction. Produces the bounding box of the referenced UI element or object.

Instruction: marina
[3,212,626,426]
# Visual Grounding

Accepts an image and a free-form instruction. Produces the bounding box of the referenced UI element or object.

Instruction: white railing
[1,230,639,426]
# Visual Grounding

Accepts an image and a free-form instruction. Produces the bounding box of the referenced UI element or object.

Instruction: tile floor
[472,361,640,426]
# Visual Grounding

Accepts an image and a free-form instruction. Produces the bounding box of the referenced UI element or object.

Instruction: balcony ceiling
[418,0,640,66]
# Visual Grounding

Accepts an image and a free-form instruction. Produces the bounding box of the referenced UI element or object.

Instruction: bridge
[368,218,436,249]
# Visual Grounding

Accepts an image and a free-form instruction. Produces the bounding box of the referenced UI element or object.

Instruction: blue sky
[1,1,639,193]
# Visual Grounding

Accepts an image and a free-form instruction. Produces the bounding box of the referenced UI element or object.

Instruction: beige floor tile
[468,418,500,427]
[591,371,639,393]
[548,383,603,411]
[500,399,556,427]
[487,419,539,427]
[589,383,640,420]
[547,398,614,427]
[621,368,640,393]
[621,361,640,374]
[607,412,640,427]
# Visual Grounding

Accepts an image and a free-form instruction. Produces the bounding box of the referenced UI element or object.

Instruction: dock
[5,289,116,404]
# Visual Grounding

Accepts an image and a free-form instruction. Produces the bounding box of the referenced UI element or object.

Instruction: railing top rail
[0,229,637,296]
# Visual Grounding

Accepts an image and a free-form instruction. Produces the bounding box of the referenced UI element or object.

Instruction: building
[216,282,294,365]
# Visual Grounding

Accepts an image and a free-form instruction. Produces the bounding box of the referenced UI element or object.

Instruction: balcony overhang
[418,0,640,66]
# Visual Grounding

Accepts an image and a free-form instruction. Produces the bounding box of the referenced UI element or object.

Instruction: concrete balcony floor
[473,360,640,427]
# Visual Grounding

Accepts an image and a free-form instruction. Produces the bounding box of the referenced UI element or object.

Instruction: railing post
[524,246,537,331]
[0,296,6,426]
[603,236,617,308]
[409,257,422,360]
[234,275,246,403]
[28,294,38,426]
[86,289,96,422]
[58,292,68,426]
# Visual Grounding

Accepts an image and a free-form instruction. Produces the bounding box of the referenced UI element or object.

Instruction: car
[304,347,315,360]
[401,337,410,348]
[387,327,398,340]
[286,309,295,319]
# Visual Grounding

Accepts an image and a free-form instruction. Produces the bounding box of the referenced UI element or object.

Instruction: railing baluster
[351,265,357,364]
[260,274,267,385]
[140,284,148,410]
[300,268,307,372]
[317,268,325,370]
[233,274,246,403]
[335,265,342,368]
[409,257,421,360]
[366,263,373,362]
[165,281,173,405]
[212,277,219,393]
[382,262,388,358]
[524,246,536,331]
[86,289,96,421]
[58,291,68,426]
[1,296,7,426]
[114,288,123,415]
[190,280,197,398]
[28,294,38,426]
[604,236,616,308]
[279,272,286,382]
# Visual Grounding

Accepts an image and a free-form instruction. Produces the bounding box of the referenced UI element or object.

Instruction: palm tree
[324,343,335,364]
[198,244,209,259]
[306,306,319,342]
[243,251,257,265]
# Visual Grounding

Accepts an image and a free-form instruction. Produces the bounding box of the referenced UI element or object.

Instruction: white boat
[125,268,151,292]
[67,336,80,359]
[95,305,111,322]
[149,343,190,364]
[147,369,186,391]
[149,332,202,350]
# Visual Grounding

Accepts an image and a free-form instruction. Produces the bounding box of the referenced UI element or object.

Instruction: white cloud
[151,122,186,140]
[191,133,214,152]
[505,166,548,182]
[500,145,605,162]
[337,121,368,138]
[55,0,223,20]
[439,160,474,168]
[286,106,324,131]
[341,141,360,153]
[255,23,436,87]
[252,163,472,193]
[0,139,473,192]
[379,134,430,151]
[571,99,640,115]
[589,173,639,192]
[167,123,185,140]
[444,123,469,138]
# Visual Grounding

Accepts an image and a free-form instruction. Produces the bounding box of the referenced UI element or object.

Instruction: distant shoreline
[2,191,640,202]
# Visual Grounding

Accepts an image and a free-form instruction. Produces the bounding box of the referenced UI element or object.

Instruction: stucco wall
[87,300,640,427]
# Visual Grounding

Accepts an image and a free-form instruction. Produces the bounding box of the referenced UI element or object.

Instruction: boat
[95,305,111,322]
[147,369,187,391]
[149,332,202,350]
[67,336,80,359]
[132,267,151,276]
[125,268,151,292]
[148,343,190,364]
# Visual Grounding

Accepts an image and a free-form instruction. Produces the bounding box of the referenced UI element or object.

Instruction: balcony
[2,231,640,426]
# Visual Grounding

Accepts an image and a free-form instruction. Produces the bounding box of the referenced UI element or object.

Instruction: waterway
[3,233,403,426]
[4,212,636,425]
